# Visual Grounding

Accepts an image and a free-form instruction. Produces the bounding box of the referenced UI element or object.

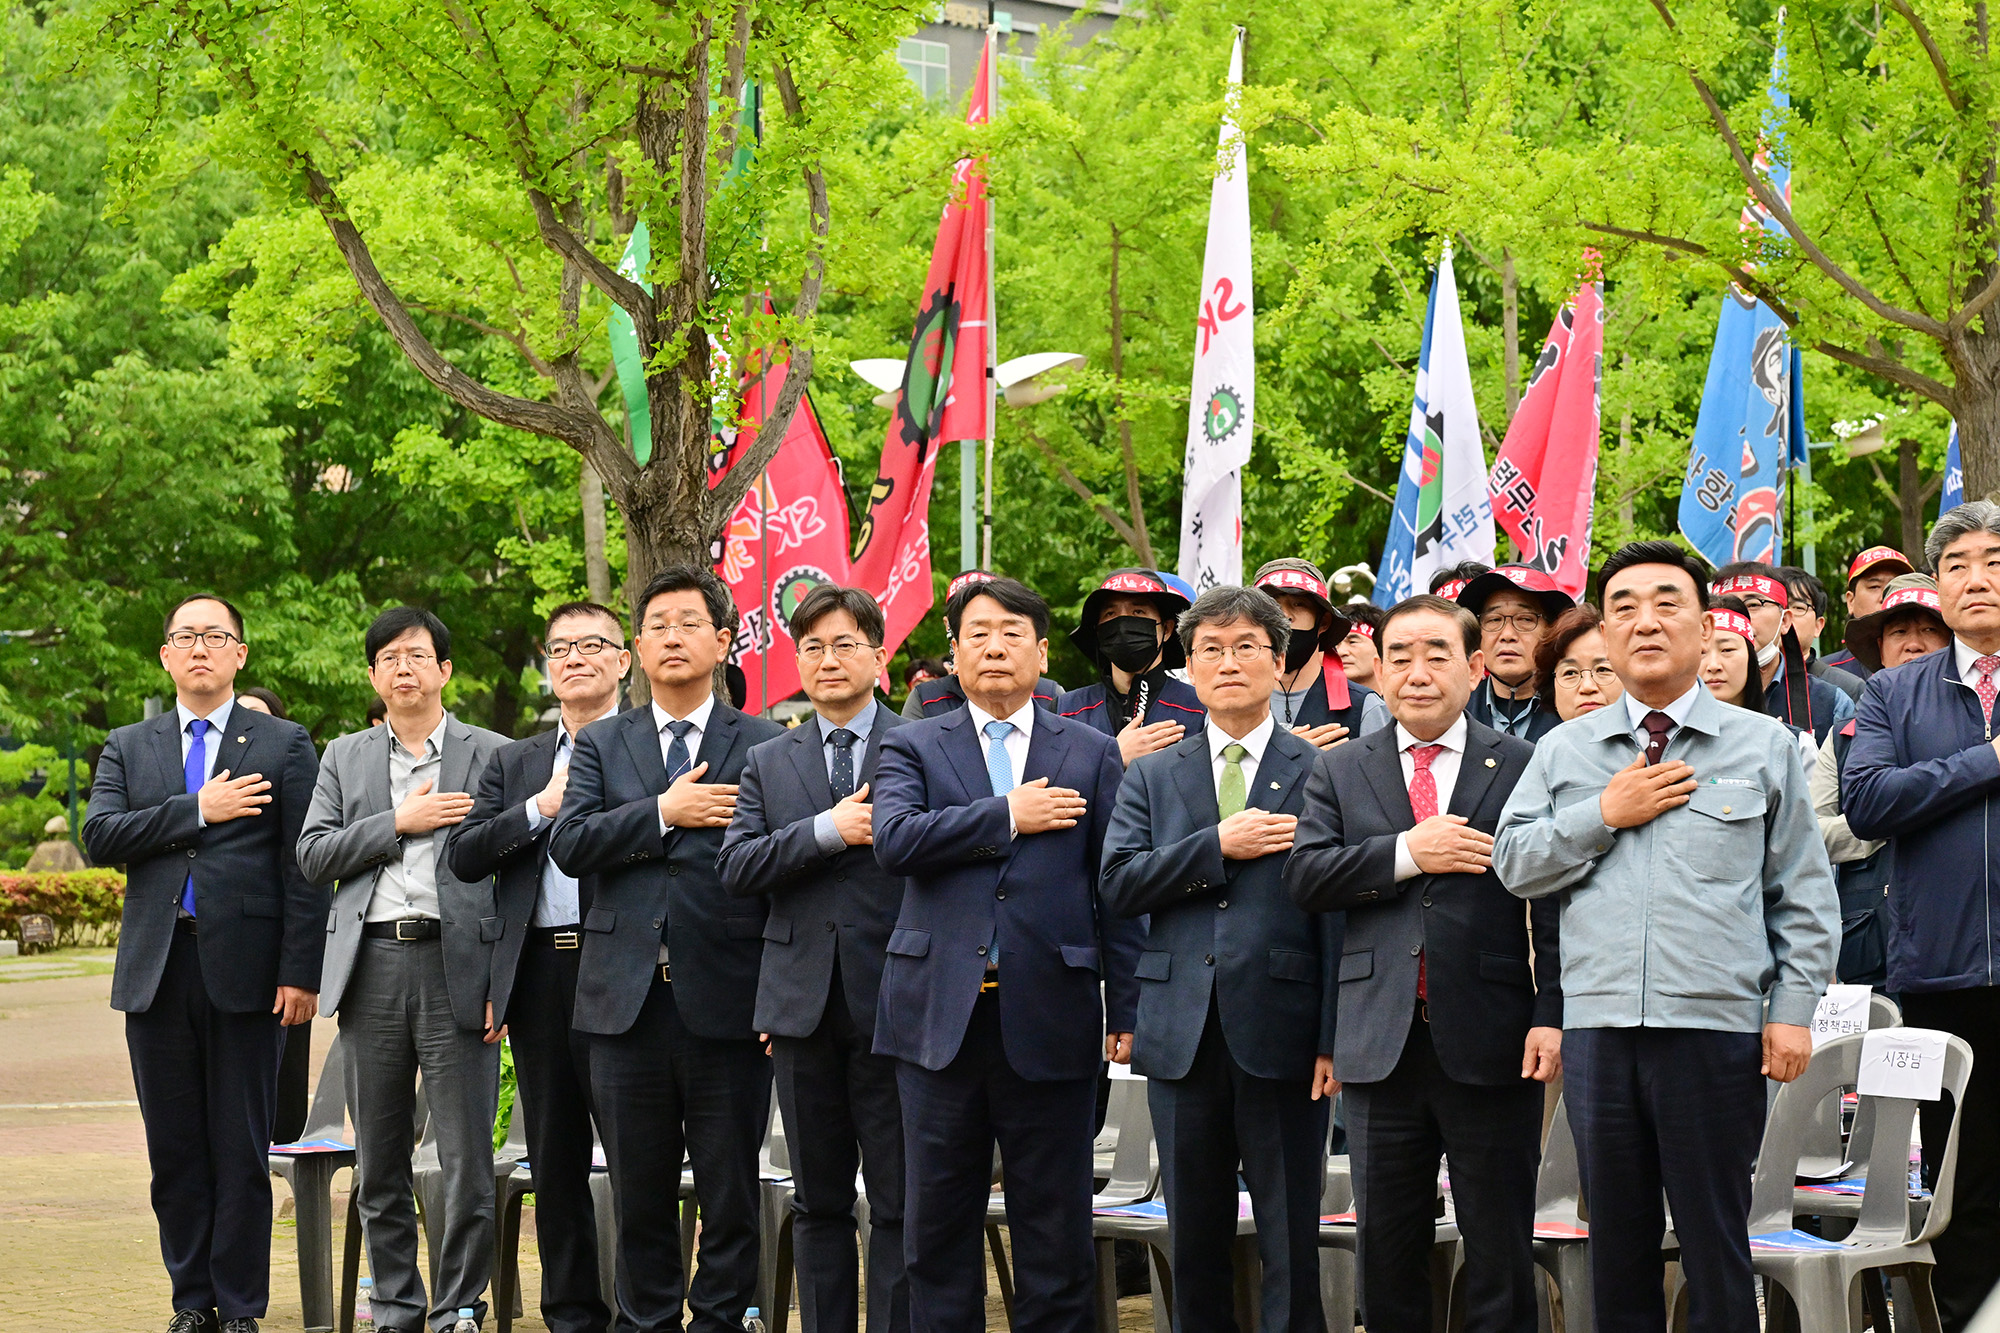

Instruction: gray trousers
[342,938,500,1333]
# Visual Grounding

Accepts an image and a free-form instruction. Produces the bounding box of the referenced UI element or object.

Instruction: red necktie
[1409,744,1443,1001]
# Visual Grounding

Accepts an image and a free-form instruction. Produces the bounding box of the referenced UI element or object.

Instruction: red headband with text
[1710,574,1788,606]
[1255,566,1331,601]
[946,570,995,601]
[1436,578,1470,601]
[1849,546,1912,580]
[1351,622,1374,640]
[1710,608,1757,642]
[1881,586,1942,616]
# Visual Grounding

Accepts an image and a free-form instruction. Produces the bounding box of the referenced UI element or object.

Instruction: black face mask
[1283,630,1319,674]
[1098,616,1164,674]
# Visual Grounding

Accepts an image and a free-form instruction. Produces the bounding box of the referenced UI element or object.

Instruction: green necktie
[1218,742,1248,819]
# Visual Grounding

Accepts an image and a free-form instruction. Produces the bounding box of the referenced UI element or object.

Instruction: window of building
[899,39,950,100]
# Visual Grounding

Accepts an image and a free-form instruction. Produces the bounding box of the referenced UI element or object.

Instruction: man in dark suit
[871,575,1142,1333]
[1285,594,1561,1333]
[445,602,630,1333]
[720,584,911,1333]
[1102,584,1339,1333]
[549,566,785,1333]
[85,594,323,1333]
[297,607,510,1333]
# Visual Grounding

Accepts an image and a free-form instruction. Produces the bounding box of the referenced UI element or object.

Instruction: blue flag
[1678,35,1806,567]
[1940,423,1963,518]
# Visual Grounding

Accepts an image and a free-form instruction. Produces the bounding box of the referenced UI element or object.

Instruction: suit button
[652,918,664,929]
[1410,945,1422,956]
[996,891,1006,900]
[667,865,680,876]
[1217,900,1228,910]
[825,922,836,932]
[188,850,196,859]
[1204,954,1215,966]
[835,871,847,882]
[1421,896,1432,908]
[977,945,989,956]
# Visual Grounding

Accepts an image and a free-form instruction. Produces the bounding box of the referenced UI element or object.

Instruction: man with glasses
[1711,560,1854,744]
[1102,585,1339,1333]
[549,567,785,1333]
[86,594,322,1333]
[720,585,912,1333]
[446,602,631,1333]
[297,606,510,1333]
[1454,566,1574,743]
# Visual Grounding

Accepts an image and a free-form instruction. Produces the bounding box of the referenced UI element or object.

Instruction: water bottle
[743,1307,766,1333]
[457,1307,479,1331]
[355,1277,373,1327]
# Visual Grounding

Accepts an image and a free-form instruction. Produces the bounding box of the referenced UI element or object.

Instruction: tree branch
[1022,428,1146,553]
[526,186,649,313]
[1885,0,1965,111]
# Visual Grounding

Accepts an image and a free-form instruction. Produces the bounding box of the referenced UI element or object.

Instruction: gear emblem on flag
[773,565,836,626]
[1204,386,1244,445]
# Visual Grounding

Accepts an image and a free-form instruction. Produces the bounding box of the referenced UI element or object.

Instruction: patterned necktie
[182,719,210,916]
[828,728,858,800]
[1217,742,1248,819]
[1642,710,1674,765]
[984,720,1015,797]
[1977,657,2000,730]
[663,719,695,783]
[1407,743,1443,1003]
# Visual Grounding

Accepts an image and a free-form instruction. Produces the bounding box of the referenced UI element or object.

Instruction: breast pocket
[1681,787,1766,881]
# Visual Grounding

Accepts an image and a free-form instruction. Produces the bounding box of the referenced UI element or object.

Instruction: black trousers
[509,937,610,1333]
[1564,1027,1765,1333]
[772,977,909,1333]
[125,929,285,1319]
[1900,988,2000,1333]
[1345,1016,1542,1333]
[1149,1002,1328,1333]
[588,975,772,1333]
[897,991,1097,1333]
[274,1022,311,1145]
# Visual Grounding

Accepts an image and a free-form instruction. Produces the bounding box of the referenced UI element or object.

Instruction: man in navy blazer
[719,585,912,1333]
[871,575,1142,1333]
[549,566,785,1333]
[86,593,323,1333]
[1102,585,1339,1333]
[1285,594,1561,1333]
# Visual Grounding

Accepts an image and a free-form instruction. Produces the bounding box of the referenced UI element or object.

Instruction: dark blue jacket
[1060,675,1207,739]
[1821,647,1870,680]
[1843,647,2000,993]
[870,705,1142,1080]
[904,674,1062,719]
[1101,725,1339,1082]
[1465,680,1561,743]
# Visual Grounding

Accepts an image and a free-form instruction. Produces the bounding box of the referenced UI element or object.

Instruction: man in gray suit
[297,607,510,1333]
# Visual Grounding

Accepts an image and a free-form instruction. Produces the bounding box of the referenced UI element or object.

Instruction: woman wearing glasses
[1534,606,1624,723]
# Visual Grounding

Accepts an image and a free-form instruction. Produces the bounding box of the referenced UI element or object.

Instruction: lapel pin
[1485,757,1496,767]
[237,736,248,744]
[1269,780,1281,789]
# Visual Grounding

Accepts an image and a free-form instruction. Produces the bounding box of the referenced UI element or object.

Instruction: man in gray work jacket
[1494,540,1837,1333]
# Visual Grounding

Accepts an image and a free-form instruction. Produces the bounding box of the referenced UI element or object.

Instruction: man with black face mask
[1058,570,1208,766]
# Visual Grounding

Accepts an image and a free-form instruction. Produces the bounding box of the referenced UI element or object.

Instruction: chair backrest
[760,1093,789,1175]
[1785,990,1904,1178]
[1101,1078,1155,1199]
[1869,992,1903,1029]
[1908,1033,1974,1244]
[300,1031,350,1142]
[1534,1095,1582,1224]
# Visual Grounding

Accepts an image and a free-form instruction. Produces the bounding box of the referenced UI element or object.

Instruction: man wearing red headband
[1711,561,1854,744]
[1821,546,1916,679]
[1454,566,1576,744]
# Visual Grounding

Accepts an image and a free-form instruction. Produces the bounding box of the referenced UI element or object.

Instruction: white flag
[1179,30,1253,594]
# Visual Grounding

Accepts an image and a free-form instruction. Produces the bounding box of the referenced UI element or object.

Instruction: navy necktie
[182,719,210,916]
[664,719,695,783]
[828,728,858,801]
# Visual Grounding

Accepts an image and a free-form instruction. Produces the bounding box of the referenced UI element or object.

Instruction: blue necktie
[664,720,695,783]
[984,720,1015,797]
[181,718,210,916]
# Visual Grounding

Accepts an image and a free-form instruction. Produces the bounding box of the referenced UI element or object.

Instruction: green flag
[608,221,654,465]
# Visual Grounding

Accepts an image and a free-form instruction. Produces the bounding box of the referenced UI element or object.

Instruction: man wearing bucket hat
[1814,574,1949,985]
[1821,546,1917,679]
[1251,558,1392,747]
[1059,568,1208,766]
[1454,565,1575,743]
[901,571,1064,720]
[1712,562,1855,744]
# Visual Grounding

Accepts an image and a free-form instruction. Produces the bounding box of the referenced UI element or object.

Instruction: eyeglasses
[798,638,878,662]
[545,636,622,659]
[639,618,716,640]
[373,650,436,670]
[1738,597,1782,614]
[1480,612,1545,635]
[1192,643,1276,665]
[165,630,241,650]
[1553,664,1620,689]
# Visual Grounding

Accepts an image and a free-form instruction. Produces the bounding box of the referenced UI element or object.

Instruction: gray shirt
[366,713,447,923]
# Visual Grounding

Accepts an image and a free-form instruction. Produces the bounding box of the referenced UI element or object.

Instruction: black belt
[174,916,198,936]
[656,962,673,984]
[362,918,441,941]
[528,925,582,950]
[980,973,999,994]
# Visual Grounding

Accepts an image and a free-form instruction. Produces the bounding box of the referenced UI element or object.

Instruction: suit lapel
[220,707,257,779]
[364,723,394,815]
[937,710,989,803]
[1446,724,1502,820]
[621,708,671,792]
[1362,730,1418,831]
[151,712,187,795]
[859,707,901,789]
[1022,710,1065,786]
[697,704,742,776]
[438,716,476,795]
[1170,734,1220,830]
[788,722,837,810]
[1250,729,1309,813]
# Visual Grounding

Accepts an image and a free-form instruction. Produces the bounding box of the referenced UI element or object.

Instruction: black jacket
[903,674,1062,719]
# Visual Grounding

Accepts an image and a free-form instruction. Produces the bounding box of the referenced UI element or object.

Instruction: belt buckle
[660,963,672,983]
[395,919,423,942]
[980,976,999,994]
[554,930,580,950]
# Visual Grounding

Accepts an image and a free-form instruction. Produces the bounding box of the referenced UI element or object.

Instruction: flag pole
[981,24,999,571]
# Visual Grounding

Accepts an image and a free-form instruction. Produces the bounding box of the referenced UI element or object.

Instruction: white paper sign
[1811,984,1873,1049]
[1857,1028,1948,1102]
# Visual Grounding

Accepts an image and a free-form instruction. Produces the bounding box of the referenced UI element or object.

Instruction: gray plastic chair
[1794,992,1905,1186]
[268,1032,358,1333]
[1318,1146,1355,1333]
[1530,1095,1591,1333]
[1739,1028,1973,1333]
[755,1100,799,1333]
[413,1082,527,1303]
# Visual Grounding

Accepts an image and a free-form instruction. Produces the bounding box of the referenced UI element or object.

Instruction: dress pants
[1563,1027,1765,1333]
[1345,1013,1542,1333]
[274,1022,312,1144]
[772,972,910,1333]
[125,928,286,1319]
[508,934,610,1333]
[1149,1000,1329,1333]
[342,937,502,1333]
[896,989,1098,1333]
[1899,988,2000,1332]
[588,973,773,1333]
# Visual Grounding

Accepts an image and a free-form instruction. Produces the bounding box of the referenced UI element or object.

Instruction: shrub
[0,870,127,947]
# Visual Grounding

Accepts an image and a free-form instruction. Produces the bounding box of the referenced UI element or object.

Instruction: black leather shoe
[166,1313,216,1333]
[220,1321,260,1333]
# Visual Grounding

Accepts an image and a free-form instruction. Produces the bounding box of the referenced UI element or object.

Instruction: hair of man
[1427,561,1492,594]
[946,575,1050,640]
[364,606,451,666]
[790,584,887,646]
[1598,541,1713,610]
[1927,500,2000,571]
[545,600,625,642]
[163,592,245,641]
[637,565,738,634]
[1176,585,1292,657]
[1381,594,1481,657]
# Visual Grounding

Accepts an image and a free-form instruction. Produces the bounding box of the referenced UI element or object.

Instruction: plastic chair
[1795,992,1904,1186]
[269,1032,358,1333]
[1738,1029,1973,1333]
[493,1104,621,1331]
[1318,1148,1356,1333]
[756,1100,799,1333]
[413,1084,527,1302]
[1530,1096,1592,1333]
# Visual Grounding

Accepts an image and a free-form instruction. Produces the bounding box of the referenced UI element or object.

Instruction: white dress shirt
[1956,637,2000,685]
[1391,713,1468,882]
[652,694,717,836]
[1208,713,1276,800]
[367,712,448,923]
[967,697,1037,839]
[178,697,235,829]
[524,707,618,926]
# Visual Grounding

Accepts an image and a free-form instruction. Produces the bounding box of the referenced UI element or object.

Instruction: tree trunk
[1955,342,2000,502]
[1898,439,1927,562]
[581,459,611,605]
[1502,248,1520,419]
[1617,353,1635,536]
